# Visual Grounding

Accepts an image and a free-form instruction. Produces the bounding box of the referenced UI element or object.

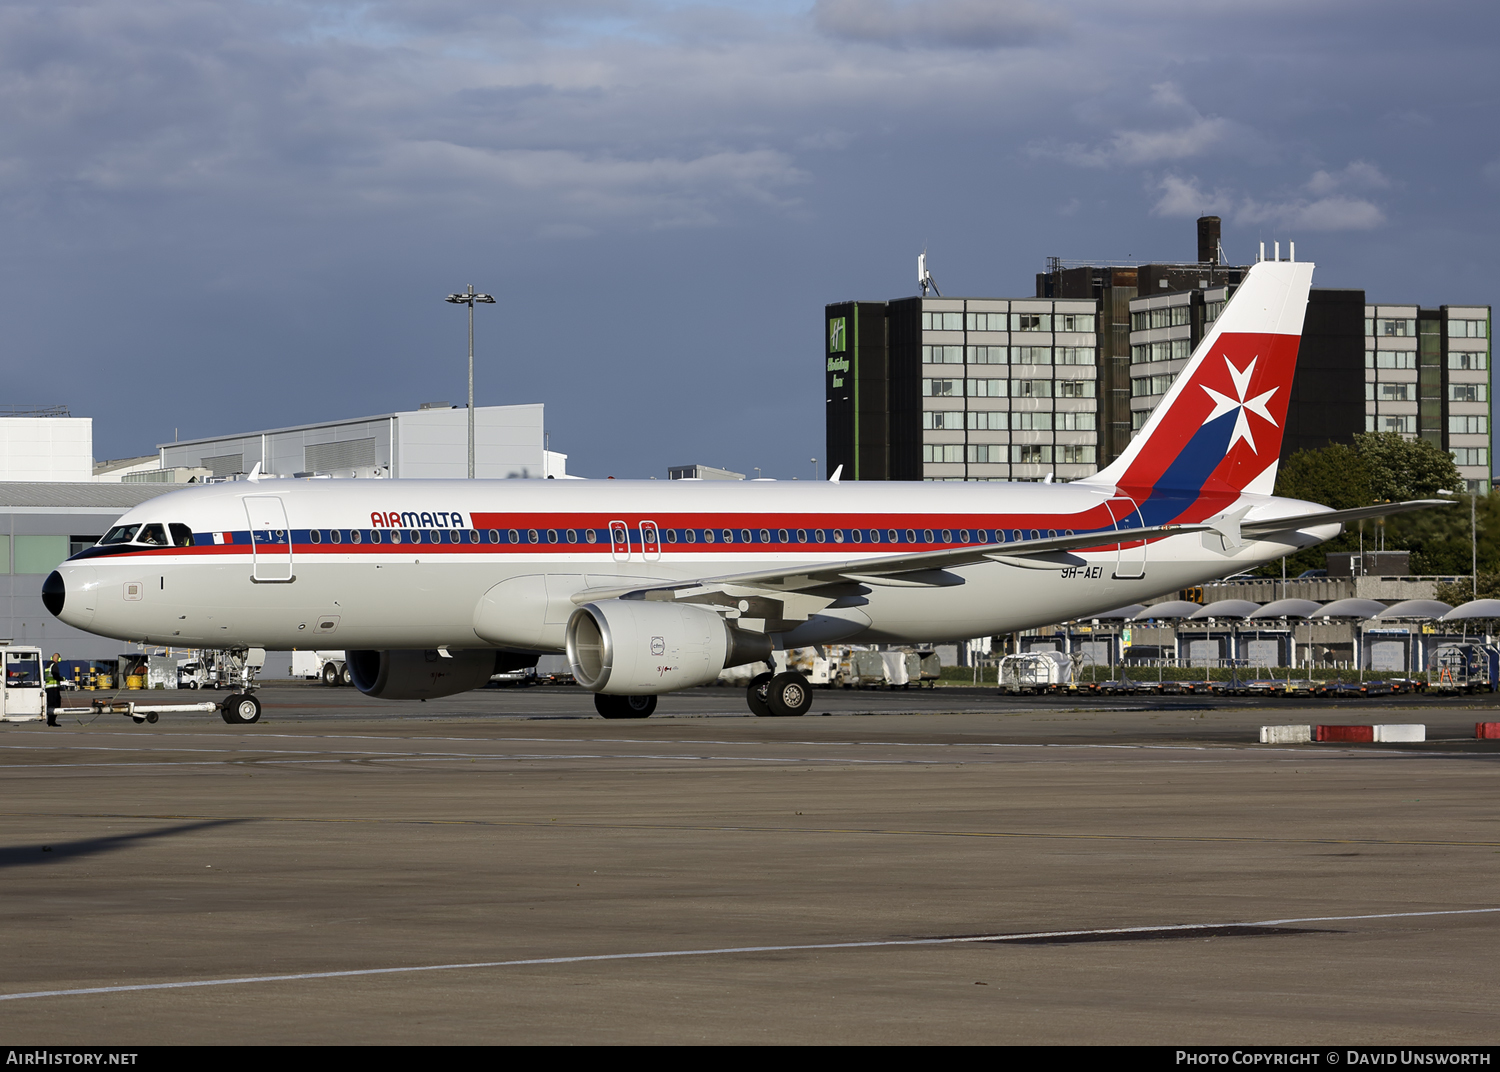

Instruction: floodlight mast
[445,284,496,478]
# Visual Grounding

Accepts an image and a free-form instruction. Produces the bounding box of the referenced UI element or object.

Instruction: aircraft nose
[42,571,65,617]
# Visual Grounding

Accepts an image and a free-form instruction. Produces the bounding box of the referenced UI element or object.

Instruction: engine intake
[345,649,519,700]
[566,599,771,695]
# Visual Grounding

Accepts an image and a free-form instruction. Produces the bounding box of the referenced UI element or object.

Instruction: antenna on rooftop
[918,250,941,297]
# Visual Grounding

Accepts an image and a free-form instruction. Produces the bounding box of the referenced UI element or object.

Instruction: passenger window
[137,524,168,547]
[169,524,194,547]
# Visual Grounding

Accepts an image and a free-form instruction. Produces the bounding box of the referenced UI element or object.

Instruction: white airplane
[44,259,1444,723]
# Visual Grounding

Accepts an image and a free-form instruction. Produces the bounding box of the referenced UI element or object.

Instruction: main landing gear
[747,671,814,717]
[594,694,657,720]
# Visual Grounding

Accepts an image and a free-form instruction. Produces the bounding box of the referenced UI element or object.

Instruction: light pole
[445,284,495,478]
[1438,488,1478,601]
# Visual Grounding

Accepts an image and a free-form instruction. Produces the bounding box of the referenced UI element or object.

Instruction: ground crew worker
[44,653,62,726]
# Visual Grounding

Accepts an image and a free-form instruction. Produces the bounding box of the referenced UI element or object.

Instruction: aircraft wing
[572,522,1217,603]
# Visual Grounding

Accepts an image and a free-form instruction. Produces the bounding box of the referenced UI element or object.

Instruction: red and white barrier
[1312,724,1425,743]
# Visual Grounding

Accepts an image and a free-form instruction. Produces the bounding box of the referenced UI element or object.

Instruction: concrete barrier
[1315,725,1375,743]
[1372,724,1425,743]
[1476,722,1500,740]
[1259,725,1311,744]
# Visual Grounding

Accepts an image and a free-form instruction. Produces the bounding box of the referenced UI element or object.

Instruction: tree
[1352,432,1463,502]
[1263,435,1472,578]
[1275,442,1371,509]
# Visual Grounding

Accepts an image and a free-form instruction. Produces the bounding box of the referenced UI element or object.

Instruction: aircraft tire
[221,693,262,725]
[766,672,813,717]
[594,693,656,719]
[746,673,774,717]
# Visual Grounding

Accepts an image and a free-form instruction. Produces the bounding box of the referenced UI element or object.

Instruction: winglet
[828,464,843,484]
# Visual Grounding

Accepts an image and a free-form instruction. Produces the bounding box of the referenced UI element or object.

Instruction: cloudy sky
[2,0,1496,477]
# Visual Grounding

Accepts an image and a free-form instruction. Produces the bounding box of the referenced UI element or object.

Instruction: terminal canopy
[1187,599,1260,621]
[1439,599,1500,622]
[1317,598,1388,620]
[1376,599,1454,620]
[1249,598,1324,620]
[1131,600,1201,621]
[1086,604,1146,622]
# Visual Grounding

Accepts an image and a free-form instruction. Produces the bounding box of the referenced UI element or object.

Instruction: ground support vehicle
[292,650,351,687]
[117,653,179,690]
[0,646,45,722]
[916,651,941,687]
[1427,644,1499,694]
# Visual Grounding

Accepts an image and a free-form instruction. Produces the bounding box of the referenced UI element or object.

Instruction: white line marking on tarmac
[2,908,1495,1003]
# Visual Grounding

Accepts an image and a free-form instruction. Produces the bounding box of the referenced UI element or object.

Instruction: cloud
[1035,85,1239,168]
[1238,194,1386,231]
[1150,174,1235,218]
[1306,160,1390,195]
[813,0,1066,49]
[1153,170,1387,231]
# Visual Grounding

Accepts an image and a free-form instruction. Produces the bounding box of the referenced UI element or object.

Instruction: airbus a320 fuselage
[43,260,1438,719]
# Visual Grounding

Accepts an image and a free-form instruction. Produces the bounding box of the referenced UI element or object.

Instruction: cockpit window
[169,524,194,547]
[100,525,140,545]
[137,524,169,547]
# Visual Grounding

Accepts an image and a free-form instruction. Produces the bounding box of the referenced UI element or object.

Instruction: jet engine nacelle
[566,599,772,695]
[345,648,513,700]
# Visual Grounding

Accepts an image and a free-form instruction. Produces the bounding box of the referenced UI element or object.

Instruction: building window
[1377,318,1416,337]
[1013,347,1051,365]
[1371,351,1417,369]
[1011,313,1051,332]
[966,444,1004,463]
[923,411,964,430]
[1450,383,1489,403]
[921,311,963,330]
[965,411,1007,430]
[922,345,963,363]
[1204,300,1225,323]
[1056,380,1096,398]
[922,444,964,463]
[965,311,1007,331]
[922,378,964,397]
[1448,319,1489,339]
[966,346,1007,364]
[1132,410,1151,430]
[1056,313,1095,332]
[1056,347,1095,365]
[1056,412,1095,431]
[1449,352,1489,370]
[1057,445,1096,464]
[1011,445,1053,464]
[968,379,1011,397]
[1452,448,1489,466]
[1378,383,1412,402]
[1450,415,1489,434]
[1013,412,1052,431]
[1131,374,1176,397]
[1377,414,1416,434]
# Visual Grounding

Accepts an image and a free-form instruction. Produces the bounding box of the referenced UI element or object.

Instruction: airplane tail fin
[1080,258,1314,515]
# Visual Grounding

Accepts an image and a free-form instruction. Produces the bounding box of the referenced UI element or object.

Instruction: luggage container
[998,651,1073,693]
